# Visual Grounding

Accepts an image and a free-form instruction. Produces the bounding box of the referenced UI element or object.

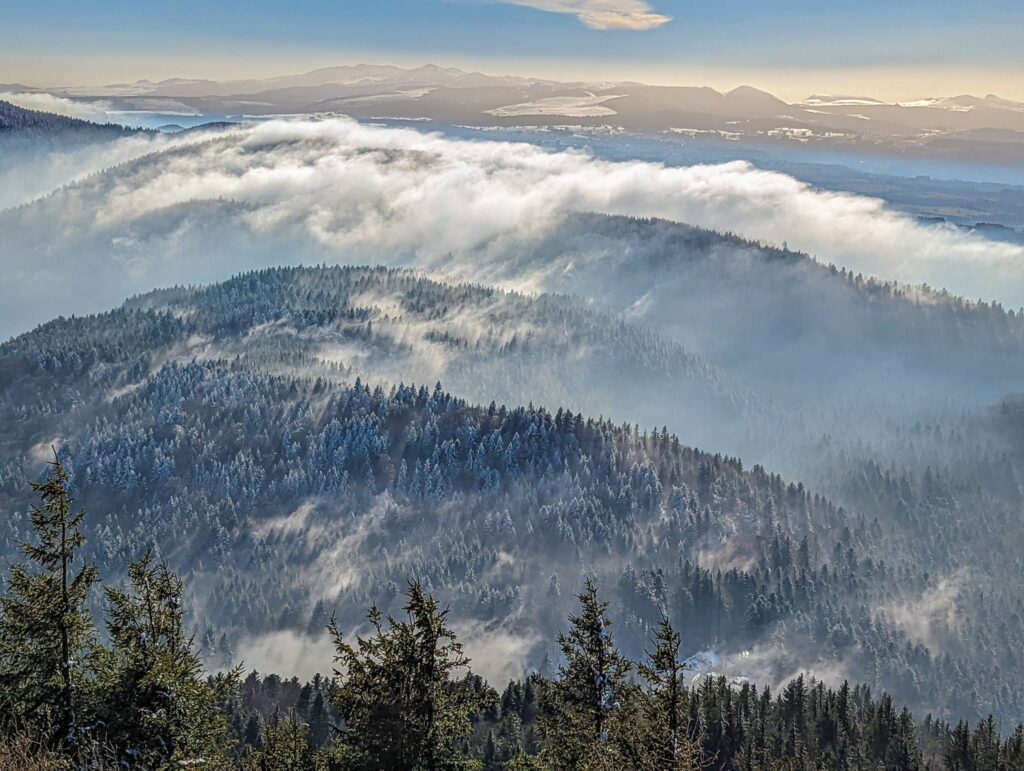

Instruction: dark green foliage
[0,99,139,138]
[94,547,238,767]
[0,453,99,749]
[247,716,320,771]
[633,617,699,770]
[329,580,482,770]
[541,579,634,769]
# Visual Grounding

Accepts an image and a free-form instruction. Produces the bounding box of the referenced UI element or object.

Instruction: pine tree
[95,547,238,767]
[0,452,99,750]
[308,689,331,748]
[541,579,632,769]
[329,580,480,770]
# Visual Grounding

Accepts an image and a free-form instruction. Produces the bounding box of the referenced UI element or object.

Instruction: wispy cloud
[0,91,114,123]
[502,0,671,30]
[4,117,1024,338]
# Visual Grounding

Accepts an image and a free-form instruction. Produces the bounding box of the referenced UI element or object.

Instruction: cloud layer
[3,116,1024,339]
[503,0,671,30]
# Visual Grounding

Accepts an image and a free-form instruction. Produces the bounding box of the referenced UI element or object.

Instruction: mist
[3,117,1023,342]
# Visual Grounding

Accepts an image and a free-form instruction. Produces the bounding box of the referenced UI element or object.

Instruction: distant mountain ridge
[20,64,1024,165]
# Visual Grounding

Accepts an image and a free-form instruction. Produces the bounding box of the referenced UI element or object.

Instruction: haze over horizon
[8,60,1024,107]
[3,0,1024,102]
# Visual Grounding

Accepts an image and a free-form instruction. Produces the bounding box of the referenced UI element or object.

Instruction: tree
[0,452,99,750]
[634,617,700,770]
[329,580,480,770]
[247,717,318,771]
[95,547,238,767]
[541,579,633,769]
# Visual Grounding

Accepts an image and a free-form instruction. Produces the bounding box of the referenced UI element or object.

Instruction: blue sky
[2,0,1022,100]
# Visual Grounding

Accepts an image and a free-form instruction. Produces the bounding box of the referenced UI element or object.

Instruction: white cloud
[502,0,671,30]
[4,116,1024,338]
[0,91,114,123]
[234,630,336,680]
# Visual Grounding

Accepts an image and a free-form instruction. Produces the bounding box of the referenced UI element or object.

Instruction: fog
[3,117,1023,342]
[5,118,1024,722]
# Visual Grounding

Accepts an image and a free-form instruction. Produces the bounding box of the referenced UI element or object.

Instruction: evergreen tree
[634,618,700,770]
[0,453,99,750]
[308,689,332,748]
[95,547,238,767]
[248,717,318,770]
[541,579,633,769]
[329,580,480,770]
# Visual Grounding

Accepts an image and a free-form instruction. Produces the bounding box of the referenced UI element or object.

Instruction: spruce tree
[0,452,99,750]
[249,717,318,770]
[541,579,632,769]
[634,617,700,770]
[329,580,480,770]
[95,547,238,767]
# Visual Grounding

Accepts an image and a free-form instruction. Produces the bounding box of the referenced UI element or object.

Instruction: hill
[2,266,1024,725]
[0,98,137,138]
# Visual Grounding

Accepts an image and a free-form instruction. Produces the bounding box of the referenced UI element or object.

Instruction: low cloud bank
[0,92,116,123]
[3,116,1023,338]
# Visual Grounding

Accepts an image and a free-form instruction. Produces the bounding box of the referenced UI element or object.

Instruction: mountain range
[6,63,1024,164]
[4,95,1024,734]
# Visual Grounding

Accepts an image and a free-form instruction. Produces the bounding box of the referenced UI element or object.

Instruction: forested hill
[2,266,1024,727]
[75,264,758,446]
[535,212,1024,407]
[0,99,138,139]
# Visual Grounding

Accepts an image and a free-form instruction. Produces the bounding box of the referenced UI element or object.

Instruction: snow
[799,95,888,107]
[485,93,625,118]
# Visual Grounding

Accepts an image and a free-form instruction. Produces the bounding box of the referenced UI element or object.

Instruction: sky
[1,0,1023,101]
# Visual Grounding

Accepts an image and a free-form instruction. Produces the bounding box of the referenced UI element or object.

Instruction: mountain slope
[0,98,137,138]
[2,266,1024,723]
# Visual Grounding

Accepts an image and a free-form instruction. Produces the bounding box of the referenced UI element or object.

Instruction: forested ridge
[2,264,1024,771]
[2,266,1024,733]
[0,99,141,147]
[1,463,1022,769]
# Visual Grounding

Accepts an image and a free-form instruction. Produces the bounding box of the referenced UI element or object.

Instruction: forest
[2,266,1024,733]
[1,458,1022,770]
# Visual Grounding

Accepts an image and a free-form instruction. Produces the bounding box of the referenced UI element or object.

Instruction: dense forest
[1,266,1024,731]
[3,95,1024,768]
[1,463,1022,769]
[0,99,140,141]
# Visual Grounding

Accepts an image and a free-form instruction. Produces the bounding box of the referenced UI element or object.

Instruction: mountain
[24,64,1024,164]
[5,104,1024,726]
[2,265,1024,725]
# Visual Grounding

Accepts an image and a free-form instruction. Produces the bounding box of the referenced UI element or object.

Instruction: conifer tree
[329,580,480,770]
[634,617,700,770]
[0,452,99,750]
[248,717,318,770]
[95,547,238,767]
[541,579,632,769]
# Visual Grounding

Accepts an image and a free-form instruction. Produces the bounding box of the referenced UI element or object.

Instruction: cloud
[877,570,969,652]
[502,0,671,30]
[0,92,114,123]
[0,132,185,210]
[234,630,336,680]
[3,116,1024,340]
[454,620,541,684]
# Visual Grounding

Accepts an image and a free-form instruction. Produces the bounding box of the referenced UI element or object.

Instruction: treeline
[2,460,1022,770]
[0,99,139,138]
